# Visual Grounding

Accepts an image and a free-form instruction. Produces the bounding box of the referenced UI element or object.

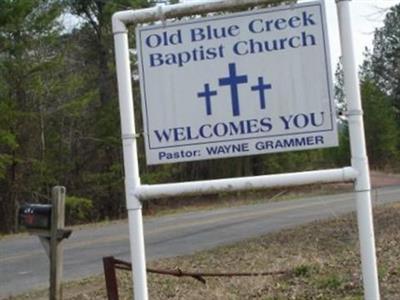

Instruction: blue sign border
[137,1,335,151]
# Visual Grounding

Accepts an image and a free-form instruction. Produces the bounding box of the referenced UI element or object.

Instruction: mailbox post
[50,186,66,300]
[18,186,70,300]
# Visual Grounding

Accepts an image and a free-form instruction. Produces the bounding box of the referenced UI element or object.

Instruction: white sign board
[136,1,337,165]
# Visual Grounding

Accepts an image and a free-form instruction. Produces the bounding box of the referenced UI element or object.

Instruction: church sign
[136,1,337,165]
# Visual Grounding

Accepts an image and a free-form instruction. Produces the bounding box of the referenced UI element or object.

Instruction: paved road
[1,186,400,297]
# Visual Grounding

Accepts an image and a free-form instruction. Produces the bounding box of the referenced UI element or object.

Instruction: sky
[323,0,399,69]
[180,0,400,71]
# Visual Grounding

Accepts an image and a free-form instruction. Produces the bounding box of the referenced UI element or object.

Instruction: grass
[6,202,400,299]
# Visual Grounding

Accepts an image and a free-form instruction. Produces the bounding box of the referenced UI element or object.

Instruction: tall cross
[218,63,248,116]
[197,83,217,115]
[251,76,272,110]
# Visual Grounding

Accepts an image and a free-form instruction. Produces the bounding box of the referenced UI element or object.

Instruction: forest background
[1,0,399,233]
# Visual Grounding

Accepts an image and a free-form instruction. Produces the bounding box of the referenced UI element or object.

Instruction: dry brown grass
[7,202,400,300]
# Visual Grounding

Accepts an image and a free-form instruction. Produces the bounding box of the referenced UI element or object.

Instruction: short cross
[197,83,218,115]
[251,76,272,110]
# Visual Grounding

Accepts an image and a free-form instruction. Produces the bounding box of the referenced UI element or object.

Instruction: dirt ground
[4,171,400,299]
[370,170,400,187]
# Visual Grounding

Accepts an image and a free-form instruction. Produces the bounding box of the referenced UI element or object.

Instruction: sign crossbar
[137,167,357,200]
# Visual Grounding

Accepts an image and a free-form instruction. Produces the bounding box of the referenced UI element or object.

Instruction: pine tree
[361,81,399,169]
[370,4,400,115]
[0,0,63,232]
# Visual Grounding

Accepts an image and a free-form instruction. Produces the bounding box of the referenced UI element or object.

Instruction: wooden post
[50,186,66,300]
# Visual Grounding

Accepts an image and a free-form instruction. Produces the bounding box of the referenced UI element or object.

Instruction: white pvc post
[336,1,380,299]
[128,207,148,300]
[113,21,149,300]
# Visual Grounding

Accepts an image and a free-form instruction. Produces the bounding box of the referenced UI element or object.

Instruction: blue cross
[251,76,272,110]
[218,63,248,116]
[197,83,217,115]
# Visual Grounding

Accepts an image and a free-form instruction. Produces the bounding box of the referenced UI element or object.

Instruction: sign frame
[112,1,380,299]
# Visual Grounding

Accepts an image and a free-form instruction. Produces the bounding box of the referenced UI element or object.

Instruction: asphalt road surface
[1,186,400,298]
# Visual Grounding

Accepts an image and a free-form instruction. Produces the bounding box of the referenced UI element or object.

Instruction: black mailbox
[18,204,52,230]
